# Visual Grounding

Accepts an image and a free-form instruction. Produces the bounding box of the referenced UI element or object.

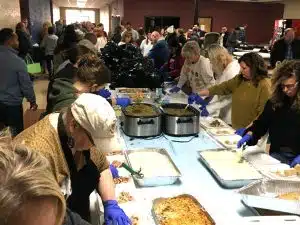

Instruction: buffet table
[90,91,261,225]
[90,89,300,225]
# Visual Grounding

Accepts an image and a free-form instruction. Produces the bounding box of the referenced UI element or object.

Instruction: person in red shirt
[160,34,184,80]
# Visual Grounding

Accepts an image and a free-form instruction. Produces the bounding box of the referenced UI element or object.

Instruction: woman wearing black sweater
[238,60,300,167]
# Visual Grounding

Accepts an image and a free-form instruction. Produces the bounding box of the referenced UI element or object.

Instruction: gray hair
[182,41,200,58]
[0,137,66,225]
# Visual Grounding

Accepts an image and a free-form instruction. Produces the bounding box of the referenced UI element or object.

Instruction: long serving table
[233,51,270,60]
[91,91,258,225]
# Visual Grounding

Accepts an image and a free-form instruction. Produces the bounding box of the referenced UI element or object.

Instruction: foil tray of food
[200,117,230,130]
[116,88,150,94]
[207,127,235,136]
[238,179,300,215]
[152,194,215,225]
[124,148,181,187]
[116,88,152,103]
[232,216,300,225]
[261,164,300,182]
[214,135,241,149]
[198,149,262,189]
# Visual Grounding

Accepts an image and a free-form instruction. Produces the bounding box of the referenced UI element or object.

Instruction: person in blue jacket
[148,31,170,70]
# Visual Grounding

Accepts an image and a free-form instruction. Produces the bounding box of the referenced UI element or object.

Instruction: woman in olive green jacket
[198,52,271,129]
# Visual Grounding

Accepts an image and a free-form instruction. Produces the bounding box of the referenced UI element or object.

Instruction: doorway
[198,17,212,32]
[144,16,180,33]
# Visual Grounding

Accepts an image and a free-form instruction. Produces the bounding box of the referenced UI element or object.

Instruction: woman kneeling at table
[237,60,300,167]
[190,52,271,130]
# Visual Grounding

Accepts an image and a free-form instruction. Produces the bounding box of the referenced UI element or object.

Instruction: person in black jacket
[237,60,300,167]
[270,28,300,68]
[220,27,229,48]
[15,22,32,59]
[111,26,122,44]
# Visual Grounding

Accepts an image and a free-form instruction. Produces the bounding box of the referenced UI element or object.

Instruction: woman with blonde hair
[237,60,300,166]
[204,44,240,124]
[0,138,66,225]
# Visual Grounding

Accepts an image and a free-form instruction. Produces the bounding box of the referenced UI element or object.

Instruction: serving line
[92,91,261,224]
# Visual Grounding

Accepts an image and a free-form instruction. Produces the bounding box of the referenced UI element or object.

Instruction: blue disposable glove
[109,164,119,179]
[97,89,111,99]
[200,106,209,117]
[103,200,131,225]
[116,98,131,107]
[290,155,300,167]
[237,134,253,148]
[188,93,198,104]
[188,93,208,106]
[235,128,246,137]
[169,86,181,93]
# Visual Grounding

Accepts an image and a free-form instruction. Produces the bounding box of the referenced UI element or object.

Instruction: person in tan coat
[13,94,130,225]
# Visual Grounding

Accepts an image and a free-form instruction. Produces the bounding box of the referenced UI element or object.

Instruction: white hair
[181,41,200,58]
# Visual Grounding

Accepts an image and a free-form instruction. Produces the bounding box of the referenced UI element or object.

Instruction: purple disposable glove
[237,134,253,148]
[97,89,112,99]
[235,128,246,137]
[116,97,131,107]
[290,155,300,167]
[188,93,211,106]
[200,106,209,117]
[103,200,131,225]
[109,164,119,179]
[169,86,181,93]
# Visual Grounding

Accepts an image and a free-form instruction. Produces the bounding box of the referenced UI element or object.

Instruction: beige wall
[100,5,110,32]
[284,0,300,19]
[0,0,21,29]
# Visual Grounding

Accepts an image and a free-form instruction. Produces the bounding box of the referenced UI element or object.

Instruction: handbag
[25,54,42,76]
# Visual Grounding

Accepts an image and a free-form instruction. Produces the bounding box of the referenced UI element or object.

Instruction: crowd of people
[0,16,300,225]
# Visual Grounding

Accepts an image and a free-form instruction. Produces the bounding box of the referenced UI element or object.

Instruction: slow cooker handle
[176,118,193,124]
[137,119,154,125]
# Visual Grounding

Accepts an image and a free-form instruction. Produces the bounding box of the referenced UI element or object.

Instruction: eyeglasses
[281,82,298,90]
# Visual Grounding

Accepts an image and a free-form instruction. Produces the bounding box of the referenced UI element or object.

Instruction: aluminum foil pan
[238,179,300,215]
[152,194,215,225]
[198,149,262,189]
[124,148,181,187]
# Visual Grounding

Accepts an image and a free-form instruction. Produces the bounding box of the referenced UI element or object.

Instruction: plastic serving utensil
[121,162,144,179]
[237,143,247,163]
[184,104,190,110]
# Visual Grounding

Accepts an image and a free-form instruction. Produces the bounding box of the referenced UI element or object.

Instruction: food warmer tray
[238,179,300,215]
[124,148,181,187]
[198,149,262,189]
[121,103,162,138]
[152,194,215,225]
[160,103,200,137]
